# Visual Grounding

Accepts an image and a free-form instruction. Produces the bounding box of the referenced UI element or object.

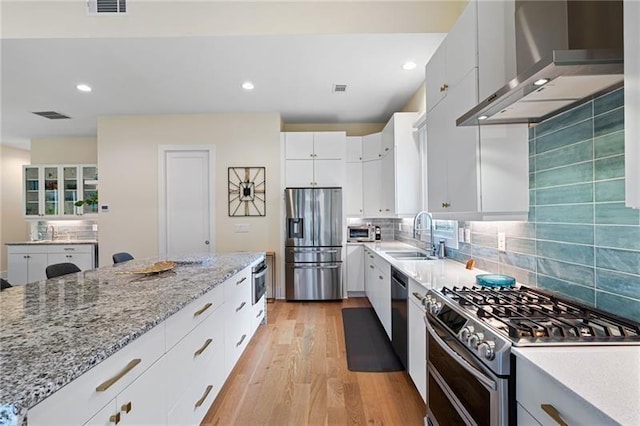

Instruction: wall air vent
[87,0,127,14]
[32,111,71,120]
[332,84,347,93]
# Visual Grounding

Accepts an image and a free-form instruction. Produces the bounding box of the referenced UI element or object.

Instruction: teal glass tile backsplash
[445,87,640,322]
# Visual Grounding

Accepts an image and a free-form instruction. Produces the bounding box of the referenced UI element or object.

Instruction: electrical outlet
[464,228,471,243]
[458,228,465,242]
[234,223,250,233]
[498,232,506,252]
[398,223,403,231]
[92,224,98,232]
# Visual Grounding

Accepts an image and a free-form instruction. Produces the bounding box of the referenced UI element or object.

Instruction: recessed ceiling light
[242,81,254,90]
[401,61,417,71]
[533,78,549,86]
[478,115,488,121]
[76,83,92,92]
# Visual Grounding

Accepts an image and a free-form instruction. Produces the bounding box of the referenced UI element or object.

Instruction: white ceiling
[1,33,445,150]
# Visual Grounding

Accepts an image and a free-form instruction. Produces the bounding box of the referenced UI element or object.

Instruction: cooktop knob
[478,341,496,360]
[467,333,481,348]
[430,301,442,314]
[459,325,474,341]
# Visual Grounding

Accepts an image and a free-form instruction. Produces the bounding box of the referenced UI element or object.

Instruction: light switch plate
[498,232,506,252]
[458,228,465,242]
[234,223,250,233]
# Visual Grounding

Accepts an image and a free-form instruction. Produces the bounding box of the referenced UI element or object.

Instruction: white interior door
[159,146,215,257]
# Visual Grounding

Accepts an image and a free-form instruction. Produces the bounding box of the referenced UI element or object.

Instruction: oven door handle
[425,317,497,391]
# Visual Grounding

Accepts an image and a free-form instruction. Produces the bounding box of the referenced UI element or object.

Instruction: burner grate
[442,285,640,343]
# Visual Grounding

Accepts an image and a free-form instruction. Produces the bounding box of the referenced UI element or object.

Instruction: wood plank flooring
[201,298,426,426]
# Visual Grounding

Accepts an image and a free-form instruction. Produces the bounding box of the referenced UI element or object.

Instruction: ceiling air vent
[87,0,127,14]
[32,111,71,120]
[332,84,347,94]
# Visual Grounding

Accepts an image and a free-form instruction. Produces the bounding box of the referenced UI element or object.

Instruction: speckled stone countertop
[5,240,98,245]
[0,251,263,426]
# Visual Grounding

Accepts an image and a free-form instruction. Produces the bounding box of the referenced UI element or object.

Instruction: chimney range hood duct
[457,0,623,127]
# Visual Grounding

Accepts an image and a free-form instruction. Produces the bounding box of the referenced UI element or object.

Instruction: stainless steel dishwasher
[391,267,408,369]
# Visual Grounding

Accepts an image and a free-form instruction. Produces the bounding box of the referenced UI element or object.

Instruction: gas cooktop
[439,285,640,346]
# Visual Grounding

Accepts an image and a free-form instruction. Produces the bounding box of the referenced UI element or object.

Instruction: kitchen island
[0,251,264,426]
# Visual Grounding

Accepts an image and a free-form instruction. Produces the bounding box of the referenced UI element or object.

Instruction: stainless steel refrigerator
[285,187,343,300]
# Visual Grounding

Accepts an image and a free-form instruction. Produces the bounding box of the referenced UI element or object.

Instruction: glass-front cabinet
[23,164,98,218]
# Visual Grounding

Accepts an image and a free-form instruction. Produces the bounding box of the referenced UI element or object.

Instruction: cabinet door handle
[385,147,389,151]
[369,265,374,269]
[440,83,449,92]
[236,301,246,312]
[236,276,247,286]
[379,275,384,280]
[121,401,132,413]
[195,385,214,408]
[194,338,213,357]
[236,334,247,347]
[256,310,264,318]
[109,413,121,424]
[541,404,569,426]
[194,303,212,317]
[96,359,142,392]
[442,202,451,208]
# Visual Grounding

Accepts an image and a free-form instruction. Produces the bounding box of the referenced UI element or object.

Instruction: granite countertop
[513,346,640,425]
[0,251,263,426]
[361,241,482,290]
[5,240,98,245]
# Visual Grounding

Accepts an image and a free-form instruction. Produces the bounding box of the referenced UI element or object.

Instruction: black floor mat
[341,307,404,372]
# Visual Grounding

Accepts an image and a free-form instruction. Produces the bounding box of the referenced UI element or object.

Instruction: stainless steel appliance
[285,187,343,300]
[347,225,375,242]
[251,259,268,305]
[420,285,640,426]
[390,267,408,369]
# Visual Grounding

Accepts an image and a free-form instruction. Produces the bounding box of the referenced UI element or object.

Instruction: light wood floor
[201,298,426,426]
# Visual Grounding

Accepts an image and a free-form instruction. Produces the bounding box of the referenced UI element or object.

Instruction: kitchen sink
[385,250,438,261]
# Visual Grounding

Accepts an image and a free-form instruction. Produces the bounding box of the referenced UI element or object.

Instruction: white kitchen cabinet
[364,248,391,338]
[380,150,395,215]
[23,164,98,219]
[224,267,253,376]
[346,162,363,217]
[425,1,477,113]
[346,244,364,293]
[362,132,383,161]
[516,356,614,425]
[8,244,97,285]
[407,280,426,403]
[284,132,346,187]
[362,159,382,217]
[625,0,640,209]
[424,0,528,220]
[346,136,363,162]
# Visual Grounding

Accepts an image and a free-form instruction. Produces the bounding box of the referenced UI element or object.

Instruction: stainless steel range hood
[457,0,623,127]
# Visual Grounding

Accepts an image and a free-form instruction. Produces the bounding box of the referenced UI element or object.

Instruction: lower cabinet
[407,281,426,403]
[28,260,264,426]
[364,248,391,338]
[346,244,364,293]
[7,244,97,285]
[7,251,47,285]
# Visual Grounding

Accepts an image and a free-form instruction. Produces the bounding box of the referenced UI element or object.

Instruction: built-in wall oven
[422,285,640,426]
[252,259,268,305]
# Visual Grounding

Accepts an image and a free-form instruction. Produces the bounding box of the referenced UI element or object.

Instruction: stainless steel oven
[425,314,509,426]
[252,259,268,305]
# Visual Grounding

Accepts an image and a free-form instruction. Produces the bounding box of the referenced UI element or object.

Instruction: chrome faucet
[413,211,435,255]
[48,225,56,240]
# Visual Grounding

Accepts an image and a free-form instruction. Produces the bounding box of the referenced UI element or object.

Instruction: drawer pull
[96,358,142,392]
[109,413,121,424]
[236,276,247,286]
[541,404,569,426]
[236,334,247,347]
[194,338,213,357]
[195,385,214,408]
[236,301,246,312]
[121,401,132,413]
[63,248,75,251]
[256,310,264,318]
[379,275,383,280]
[194,302,212,317]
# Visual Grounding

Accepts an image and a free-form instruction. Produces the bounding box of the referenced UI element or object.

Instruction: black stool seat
[46,263,81,279]
[112,252,134,264]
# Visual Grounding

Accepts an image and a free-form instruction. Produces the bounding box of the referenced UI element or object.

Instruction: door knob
[205,240,210,245]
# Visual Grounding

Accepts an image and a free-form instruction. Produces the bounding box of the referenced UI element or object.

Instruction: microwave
[347,225,375,242]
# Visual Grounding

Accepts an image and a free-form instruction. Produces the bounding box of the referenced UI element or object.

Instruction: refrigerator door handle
[290,248,338,254]
[292,264,340,269]
[288,218,304,239]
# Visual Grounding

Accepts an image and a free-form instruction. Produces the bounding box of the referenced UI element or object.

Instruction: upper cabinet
[425,0,529,220]
[361,132,383,161]
[345,136,364,216]
[425,1,478,114]
[23,164,98,219]
[625,0,640,208]
[283,131,346,187]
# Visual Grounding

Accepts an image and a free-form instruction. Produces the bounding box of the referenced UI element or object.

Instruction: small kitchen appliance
[347,225,375,242]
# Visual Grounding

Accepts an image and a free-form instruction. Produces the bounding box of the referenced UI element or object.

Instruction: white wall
[97,112,282,271]
[0,145,31,276]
